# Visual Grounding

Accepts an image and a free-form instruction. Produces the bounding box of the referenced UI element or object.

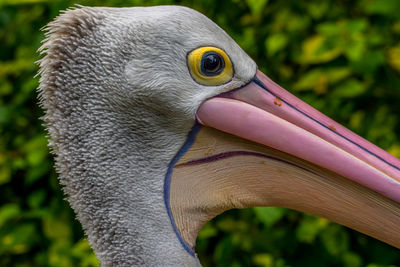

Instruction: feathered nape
[37,6,201,266]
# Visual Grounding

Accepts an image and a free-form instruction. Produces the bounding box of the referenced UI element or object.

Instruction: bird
[37,5,400,266]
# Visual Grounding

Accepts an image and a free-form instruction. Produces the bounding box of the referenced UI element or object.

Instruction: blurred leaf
[305,1,329,19]
[388,144,400,158]
[344,39,366,62]
[387,46,400,73]
[333,79,366,98]
[245,0,268,18]
[317,22,342,36]
[296,215,328,243]
[253,253,273,267]
[27,189,46,208]
[351,49,385,74]
[393,21,400,34]
[213,236,234,264]
[0,59,33,76]
[0,0,51,6]
[23,134,48,167]
[294,67,352,94]
[321,224,349,256]
[274,10,311,33]
[198,223,218,239]
[0,165,11,184]
[361,0,400,17]
[347,19,368,34]
[43,215,72,240]
[265,33,288,56]
[0,203,20,227]
[349,110,365,129]
[299,35,342,64]
[71,239,100,267]
[0,106,11,123]
[0,80,12,96]
[0,224,36,254]
[216,217,247,232]
[342,252,362,267]
[26,159,51,185]
[254,207,285,227]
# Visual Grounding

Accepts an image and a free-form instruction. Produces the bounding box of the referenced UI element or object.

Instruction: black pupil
[201,52,224,76]
[204,55,219,70]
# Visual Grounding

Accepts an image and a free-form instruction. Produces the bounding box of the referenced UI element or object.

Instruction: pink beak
[196,70,400,204]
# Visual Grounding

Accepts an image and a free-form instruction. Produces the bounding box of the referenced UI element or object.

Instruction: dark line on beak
[252,75,400,173]
[175,150,323,178]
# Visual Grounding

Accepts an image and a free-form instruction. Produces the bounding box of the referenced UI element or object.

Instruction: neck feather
[38,6,200,266]
[41,82,200,265]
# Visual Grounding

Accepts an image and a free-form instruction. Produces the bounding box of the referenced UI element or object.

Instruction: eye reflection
[201,52,224,76]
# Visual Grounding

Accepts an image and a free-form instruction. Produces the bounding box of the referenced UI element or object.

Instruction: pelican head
[38,5,400,266]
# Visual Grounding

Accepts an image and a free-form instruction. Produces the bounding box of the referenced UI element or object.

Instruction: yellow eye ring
[187,46,233,86]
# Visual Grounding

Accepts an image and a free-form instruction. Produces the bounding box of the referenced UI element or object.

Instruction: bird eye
[187,47,233,86]
[201,52,224,76]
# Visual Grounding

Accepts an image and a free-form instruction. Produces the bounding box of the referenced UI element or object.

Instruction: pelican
[38,5,400,266]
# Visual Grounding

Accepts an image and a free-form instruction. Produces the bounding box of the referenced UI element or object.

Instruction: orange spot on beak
[274,97,282,107]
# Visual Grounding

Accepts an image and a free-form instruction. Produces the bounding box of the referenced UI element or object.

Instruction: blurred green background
[1,0,400,266]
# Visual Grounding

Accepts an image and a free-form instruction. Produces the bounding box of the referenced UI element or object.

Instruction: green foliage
[1,0,400,266]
